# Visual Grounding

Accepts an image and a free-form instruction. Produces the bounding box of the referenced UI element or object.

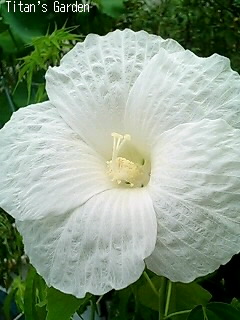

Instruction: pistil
[107,132,150,188]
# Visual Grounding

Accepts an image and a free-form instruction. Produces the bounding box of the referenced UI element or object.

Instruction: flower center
[107,132,150,188]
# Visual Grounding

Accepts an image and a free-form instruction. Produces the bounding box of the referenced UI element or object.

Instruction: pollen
[107,132,150,188]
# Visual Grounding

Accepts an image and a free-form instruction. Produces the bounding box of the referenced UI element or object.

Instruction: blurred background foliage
[0,0,240,319]
[1,0,240,125]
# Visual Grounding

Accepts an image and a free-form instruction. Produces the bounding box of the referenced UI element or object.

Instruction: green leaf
[13,82,32,108]
[46,287,90,320]
[15,27,80,101]
[137,275,161,311]
[109,287,133,320]
[24,267,40,320]
[11,276,25,312]
[168,282,212,319]
[100,0,124,18]
[1,0,47,44]
[0,30,20,55]
[0,93,12,126]
[35,83,47,103]
[35,273,47,319]
[138,275,211,320]
[76,294,92,316]
[0,20,8,33]
[23,266,47,320]
[187,303,240,320]
[231,298,240,311]
[3,288,17,320]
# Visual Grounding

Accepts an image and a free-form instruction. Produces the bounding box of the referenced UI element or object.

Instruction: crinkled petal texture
[0,101,113,220]
[16,188,157,297]
[46,29,183,156]
[125,48,240,152]
[146,119,240,282]
[1,29,240,297]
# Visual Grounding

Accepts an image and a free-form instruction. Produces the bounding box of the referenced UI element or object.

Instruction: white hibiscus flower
[0,29,240,298]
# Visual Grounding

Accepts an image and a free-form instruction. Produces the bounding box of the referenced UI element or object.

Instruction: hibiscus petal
[125,48,240,151]
[16,188,157,297]
[146,118,240,282]
[46,29,183,157]
[0,101,112,221]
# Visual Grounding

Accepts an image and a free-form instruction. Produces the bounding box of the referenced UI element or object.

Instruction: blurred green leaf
[23,266,47,320]
[0,93,12,125]
[24,267,40,320]
[187,303,240,320]
[35,83,47,103]
[109,287,133,320]
[3,287,17,320]
[13,81,32,108]
[46,287,90,320]
[1,0,48,44]
[137,276,211,320]
[0,29,20,54]
[168,282,212,320]
[0,20,8,33]
[17,26,80,103]
[11,276,25,312]
[100,0,124,18]
[231,298,240,311]
[0,210,23,289]
[137,275,161,311]
[76,293,92,316]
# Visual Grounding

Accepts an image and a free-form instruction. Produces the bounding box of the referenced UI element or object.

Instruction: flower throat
[107,133,150,188]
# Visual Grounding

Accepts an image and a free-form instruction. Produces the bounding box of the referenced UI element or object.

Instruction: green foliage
[187,303,240,320]
[23,266,47,320]
[100,0,125,18]
[231,298,240,311]
[1,0,47,44]
[109,287,136,319]
[4,266,239,320]
[168,282,212,319]
[1,1,240,319]
[137,275,211,318]
[0,210,23,289]
[17,26,81,103]
[109,272,212,320]
[0,84,14,125]
[119,0,240,72]
[46,288,92,320]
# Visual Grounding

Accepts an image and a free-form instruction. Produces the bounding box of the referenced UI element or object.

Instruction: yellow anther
[107,132,149,188]
[124,134,131,141]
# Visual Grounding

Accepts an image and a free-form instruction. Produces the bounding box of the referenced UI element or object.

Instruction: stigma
[107,133,150,188]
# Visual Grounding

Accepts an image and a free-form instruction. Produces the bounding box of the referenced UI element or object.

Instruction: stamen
[111,132,131,161]
[107,132,150,188]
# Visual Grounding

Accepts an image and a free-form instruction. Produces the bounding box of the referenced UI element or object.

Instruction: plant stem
[159,277,167,320]
[90,300,95,320]
[1,76,16,112]
[96,295,103,305]
[143,271,159,297]
[164,280,172,317]
[13,314,23,320]
[165,309,192,319]
[8,27,19,50]
[202,306,208,320]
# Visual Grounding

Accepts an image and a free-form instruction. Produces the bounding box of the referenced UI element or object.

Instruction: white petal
[146,119,240,282]
[46,29,183,157]
[125,48,240,151]
[0,101,112,221]
[17,188,157,297]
